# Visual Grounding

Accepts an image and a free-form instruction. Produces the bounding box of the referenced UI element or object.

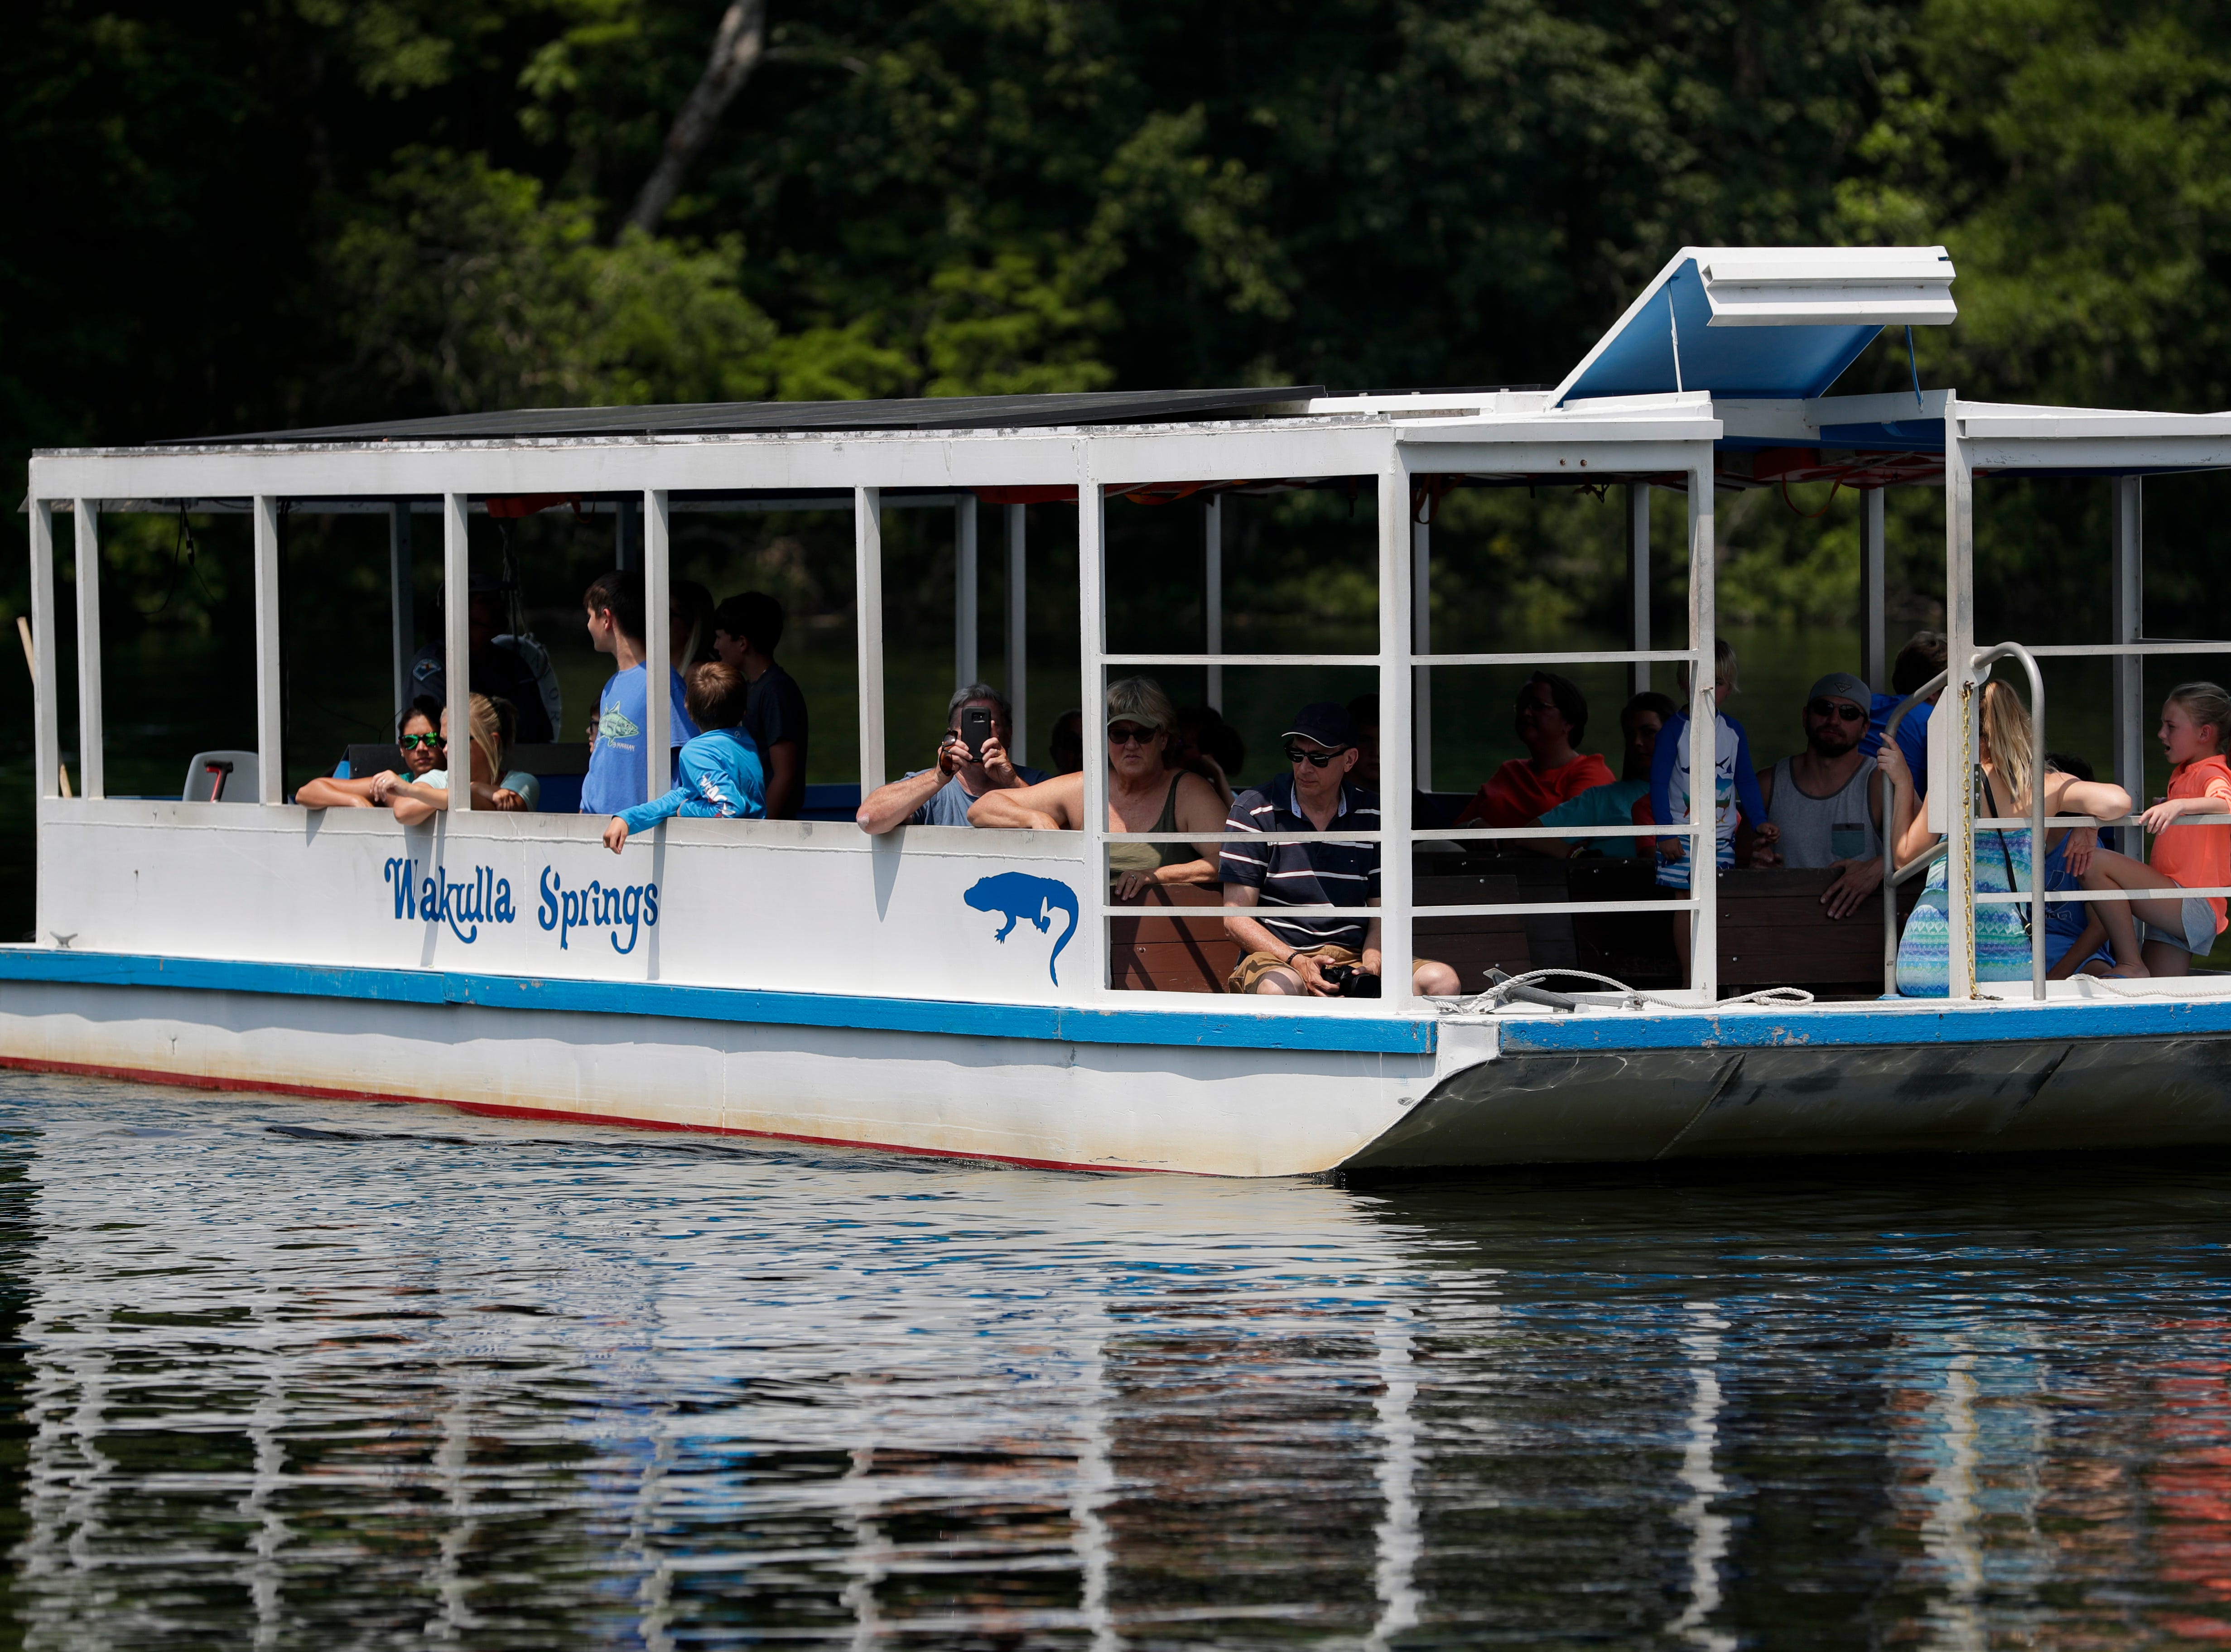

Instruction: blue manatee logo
[964,873,1080,985]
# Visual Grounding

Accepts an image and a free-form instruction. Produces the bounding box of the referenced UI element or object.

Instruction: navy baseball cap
[1282,702,1360,749]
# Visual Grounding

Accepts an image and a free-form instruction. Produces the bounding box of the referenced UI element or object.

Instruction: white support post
[1943,395,1977,1001]
[1412,518,1432,793]
[855,488,886,794]
[28,500,58,806]
[72,500,103,800]
[2111,476,2145,810]
[1080,477,1109,992]
[390,502,414,719]
[442,493,471,814]
[955,495,979,691]
[1006,504,1028,765]
[1628,483,1652,697]
[1687,461,1717,1002]
[253,495,285,805]
[1860,486,1888,693]
[1204,497,1224,711]
[1379,460,1415,1010]
[642,489,671,804]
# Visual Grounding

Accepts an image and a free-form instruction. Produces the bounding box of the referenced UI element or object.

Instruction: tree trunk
[624,0,767,237]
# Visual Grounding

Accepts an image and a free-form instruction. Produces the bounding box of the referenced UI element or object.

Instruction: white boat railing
[1882,639,2231,1000]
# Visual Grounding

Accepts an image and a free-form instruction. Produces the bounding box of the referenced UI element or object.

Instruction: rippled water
[7,1073,2231,1647]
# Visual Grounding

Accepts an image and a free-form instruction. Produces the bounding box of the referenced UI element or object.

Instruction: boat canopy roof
[33,245,2231,483]
[157,386,1328,449]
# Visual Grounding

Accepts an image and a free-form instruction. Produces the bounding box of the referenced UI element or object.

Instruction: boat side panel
[0,981,1426,1177]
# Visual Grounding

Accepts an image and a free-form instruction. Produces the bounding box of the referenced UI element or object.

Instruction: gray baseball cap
[1807,671,1873,712]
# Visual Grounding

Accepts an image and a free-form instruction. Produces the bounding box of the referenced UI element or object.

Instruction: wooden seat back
[1412,874,1530,992]
[1718,867,1920,989]
[1110,884,1240,993]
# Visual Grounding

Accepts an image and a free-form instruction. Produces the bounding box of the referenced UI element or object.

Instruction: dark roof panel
[166,387,1327,448]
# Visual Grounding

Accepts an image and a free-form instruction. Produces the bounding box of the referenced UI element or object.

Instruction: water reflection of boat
[17,246,2231,1171]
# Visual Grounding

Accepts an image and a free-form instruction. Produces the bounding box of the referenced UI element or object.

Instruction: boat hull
[1347,1031,2231,1168]
[0,968,1459,1177]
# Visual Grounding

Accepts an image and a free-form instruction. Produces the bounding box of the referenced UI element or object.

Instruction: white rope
[1433,969,1816,1016]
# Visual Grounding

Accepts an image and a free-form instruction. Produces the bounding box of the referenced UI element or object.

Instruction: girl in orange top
[2080,682,2231,977]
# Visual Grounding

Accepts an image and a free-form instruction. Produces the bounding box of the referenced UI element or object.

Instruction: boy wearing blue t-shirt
[578,568,699,817]
[602,662,766,852]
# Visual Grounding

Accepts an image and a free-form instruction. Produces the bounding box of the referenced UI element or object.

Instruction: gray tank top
[1767,755,1880,867]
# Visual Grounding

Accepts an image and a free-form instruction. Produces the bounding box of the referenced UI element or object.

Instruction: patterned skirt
[1894,828,2036,996]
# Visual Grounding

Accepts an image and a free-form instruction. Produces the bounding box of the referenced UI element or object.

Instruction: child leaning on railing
[2076,682,2231,978]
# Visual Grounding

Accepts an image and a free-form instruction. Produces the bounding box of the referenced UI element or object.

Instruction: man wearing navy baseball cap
[1217,701,1459,997]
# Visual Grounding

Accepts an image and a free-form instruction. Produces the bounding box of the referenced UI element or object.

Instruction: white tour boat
[15,244,2231,1175]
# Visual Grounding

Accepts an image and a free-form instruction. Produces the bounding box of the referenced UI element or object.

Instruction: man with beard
[1760,671,1884,918]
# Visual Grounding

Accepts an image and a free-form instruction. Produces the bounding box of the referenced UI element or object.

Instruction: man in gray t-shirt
[1759,670,1884,919]
[855,683,1046,833]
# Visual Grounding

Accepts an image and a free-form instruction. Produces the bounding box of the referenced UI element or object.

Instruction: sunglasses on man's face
[1285,743,1350,768]
[1107,724,1159,746]
[1806,699,1867,724]
[399,733,446,751]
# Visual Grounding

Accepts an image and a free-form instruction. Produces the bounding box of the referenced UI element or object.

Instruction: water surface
[6,1073,2231,1647]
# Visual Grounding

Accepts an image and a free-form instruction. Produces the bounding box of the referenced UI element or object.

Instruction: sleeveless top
[1766,755,1880,867]
[1106,774,1196,877]
[1894,772,2035,995]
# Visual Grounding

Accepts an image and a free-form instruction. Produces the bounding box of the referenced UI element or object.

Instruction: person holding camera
[966,677,1226,896]
[855,684,1046,833]
[1220,701,1459,998]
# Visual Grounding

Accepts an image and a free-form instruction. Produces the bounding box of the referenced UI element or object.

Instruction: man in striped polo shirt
[1220,702,1459,997]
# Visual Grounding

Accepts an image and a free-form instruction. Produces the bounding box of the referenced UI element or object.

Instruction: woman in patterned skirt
[1884,679,2132,995]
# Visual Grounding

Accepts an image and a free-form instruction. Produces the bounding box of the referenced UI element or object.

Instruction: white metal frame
[29,379,2231,1016]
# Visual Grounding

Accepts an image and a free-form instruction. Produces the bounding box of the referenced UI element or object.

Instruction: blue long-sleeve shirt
[1648,708,1767,845]
[615,727,766,833]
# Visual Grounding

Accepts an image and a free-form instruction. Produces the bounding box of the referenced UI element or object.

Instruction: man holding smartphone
[855,683,1047,833]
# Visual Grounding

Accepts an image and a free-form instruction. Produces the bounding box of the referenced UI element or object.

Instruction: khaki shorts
[1227,944,1450,995]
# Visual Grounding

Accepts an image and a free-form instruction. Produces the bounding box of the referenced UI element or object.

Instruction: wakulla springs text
[383,859,660,953]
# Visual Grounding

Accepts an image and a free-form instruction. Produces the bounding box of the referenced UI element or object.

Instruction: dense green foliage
[9,0,2231,647]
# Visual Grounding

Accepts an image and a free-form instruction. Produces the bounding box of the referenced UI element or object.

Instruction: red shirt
[1454,753,1617,828]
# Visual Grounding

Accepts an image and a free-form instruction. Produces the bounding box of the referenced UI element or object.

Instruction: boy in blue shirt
[602,662,765,852]
[578,568,698,817]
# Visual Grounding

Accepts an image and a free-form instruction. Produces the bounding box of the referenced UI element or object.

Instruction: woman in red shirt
[1454,671,1616,828]
[2081,682,2231,976]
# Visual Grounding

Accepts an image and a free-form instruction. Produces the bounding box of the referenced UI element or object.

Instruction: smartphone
[959,706,994,762]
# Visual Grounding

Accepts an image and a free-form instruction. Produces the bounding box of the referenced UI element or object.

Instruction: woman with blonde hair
[1884,677,2132,993]
[384,694,542,823]
[967,676,1225,896]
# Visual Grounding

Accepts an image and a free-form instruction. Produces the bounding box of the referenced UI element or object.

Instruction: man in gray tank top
[1759,671,1885,919]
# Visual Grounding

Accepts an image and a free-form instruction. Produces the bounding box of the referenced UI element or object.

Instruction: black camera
[1320,961,1381,998]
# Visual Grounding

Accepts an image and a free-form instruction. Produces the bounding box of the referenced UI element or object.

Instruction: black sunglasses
[1806,698,1867,723]
[1285,743,1351,768]
[1107,724,1159,746]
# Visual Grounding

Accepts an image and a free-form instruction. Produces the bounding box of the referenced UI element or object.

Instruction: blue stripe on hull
[1498,996,2231,1052]
[0,947,1436,1055]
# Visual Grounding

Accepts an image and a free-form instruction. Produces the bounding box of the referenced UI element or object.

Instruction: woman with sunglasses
[293,697,448,809]
[966,677,1224,898]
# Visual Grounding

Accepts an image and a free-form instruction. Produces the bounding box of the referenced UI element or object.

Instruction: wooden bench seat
[1110,884,1239,993]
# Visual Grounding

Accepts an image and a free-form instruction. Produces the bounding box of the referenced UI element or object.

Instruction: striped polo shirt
[1219,774,1380,951]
